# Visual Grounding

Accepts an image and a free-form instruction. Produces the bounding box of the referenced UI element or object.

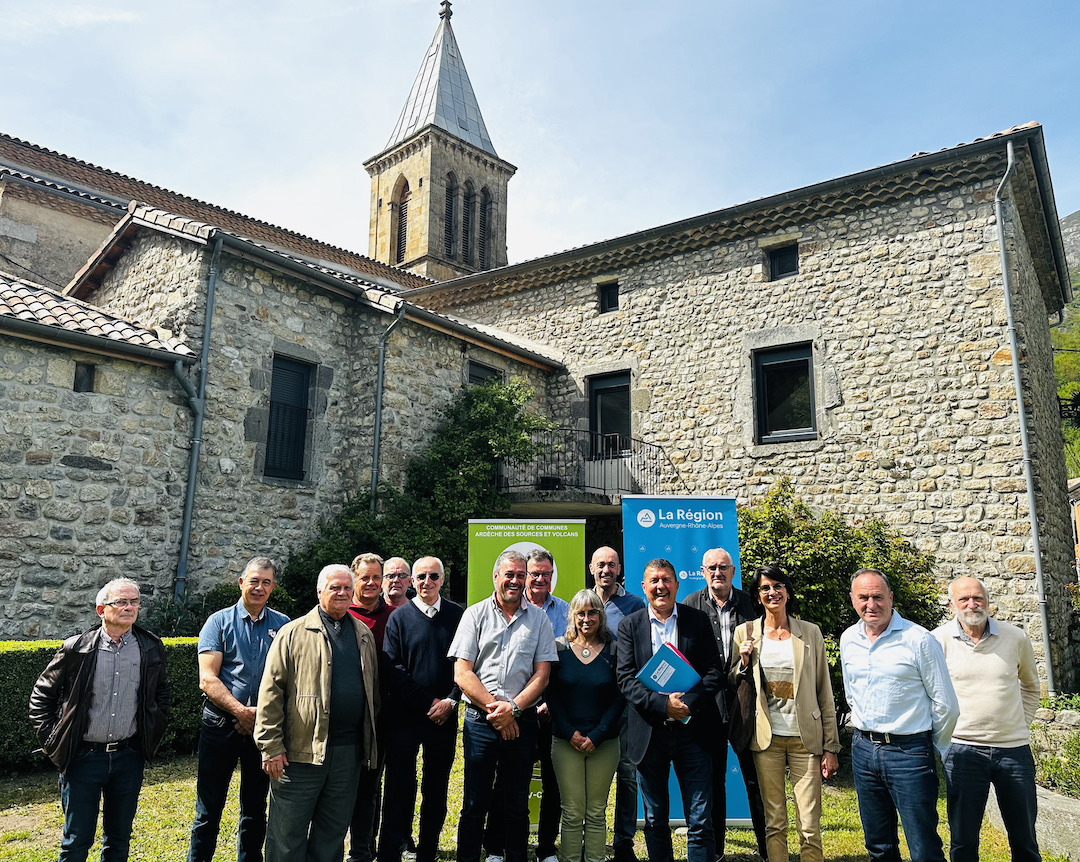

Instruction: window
[395,181,411,265]
[588,372,631,457]
[265,356,312,480]
[753,344,816,443]
[598,281,619,313]
[462,182,475,266]
[73,362,96,393]
[478,189,491,270]
[468,361,502,386]
[444,174,457,259]
[768,244,799,280]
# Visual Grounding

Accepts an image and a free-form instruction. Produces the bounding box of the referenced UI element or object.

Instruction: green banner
[466,519,586,606]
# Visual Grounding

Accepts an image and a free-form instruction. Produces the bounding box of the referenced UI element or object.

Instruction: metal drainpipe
[370,302,407,513]
[173,234,223,600]
[995,140,1057,695]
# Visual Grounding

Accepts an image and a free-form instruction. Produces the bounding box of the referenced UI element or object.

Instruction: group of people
[27,545,1041,862]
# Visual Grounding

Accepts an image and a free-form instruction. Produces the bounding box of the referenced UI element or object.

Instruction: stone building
[0,7,1076,688]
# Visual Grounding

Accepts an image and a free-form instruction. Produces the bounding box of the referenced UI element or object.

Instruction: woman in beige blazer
[731,565,840,862]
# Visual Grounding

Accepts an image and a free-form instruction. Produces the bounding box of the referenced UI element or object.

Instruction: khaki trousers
[752,735,823,862]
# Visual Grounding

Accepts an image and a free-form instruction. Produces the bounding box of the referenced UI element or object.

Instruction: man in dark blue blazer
[616,558,725,862]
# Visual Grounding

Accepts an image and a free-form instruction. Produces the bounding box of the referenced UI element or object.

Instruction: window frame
[752,343,817,444]
[598,281,619,313]
[468,360,503,386]
[265,355,313,481]
[768,244,799,281]
[588,371,631,459]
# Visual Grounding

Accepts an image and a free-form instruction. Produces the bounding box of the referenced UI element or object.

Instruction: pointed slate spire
[385,1,498,156]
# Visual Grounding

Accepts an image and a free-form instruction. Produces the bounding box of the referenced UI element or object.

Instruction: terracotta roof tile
[0,133,433,291]
[0,273,193,356]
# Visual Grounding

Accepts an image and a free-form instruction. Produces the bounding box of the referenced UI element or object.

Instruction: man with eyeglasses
[377,556,463,862]
[30,578,171,862]
[382,557,414,610]
[449,549,558,862]
[589,546,645,862]
[187,556,290,862]
[683,548,768,861]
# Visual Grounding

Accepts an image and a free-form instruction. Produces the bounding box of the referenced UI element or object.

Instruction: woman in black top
[547,589,624,862]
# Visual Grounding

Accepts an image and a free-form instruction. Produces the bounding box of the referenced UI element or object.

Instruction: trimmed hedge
[0,636,201,773]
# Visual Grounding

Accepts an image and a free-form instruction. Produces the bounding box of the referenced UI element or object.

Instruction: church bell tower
[365,1,516,281]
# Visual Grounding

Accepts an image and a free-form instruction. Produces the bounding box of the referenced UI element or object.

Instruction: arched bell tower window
[462,181,475,266]
[444,173,458,260]
[394,179,411,265]
[478,188,492,270]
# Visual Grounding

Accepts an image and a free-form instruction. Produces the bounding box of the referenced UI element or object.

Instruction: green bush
[737,479,944,716]
[1036,729,1080,798]
[0,636,200,773]
[281,378,548,604]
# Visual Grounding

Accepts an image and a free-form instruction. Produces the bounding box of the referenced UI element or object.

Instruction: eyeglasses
[103,598,140,608]
[528,571,552,579]
[385,572,411,580]
[703,564,732,573]
[759,585,786,595]
[415,572,441,582]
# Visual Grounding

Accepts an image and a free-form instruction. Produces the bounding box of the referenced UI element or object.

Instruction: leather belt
[858,729,930,744]
[82,736,137,753]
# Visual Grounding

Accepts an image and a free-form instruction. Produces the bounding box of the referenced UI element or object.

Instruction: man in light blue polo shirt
[187,556,291,862]
[449,549,558,862]
[840,568,958,862]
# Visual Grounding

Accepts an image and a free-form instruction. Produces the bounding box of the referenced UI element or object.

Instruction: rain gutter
[995,140,1056,695]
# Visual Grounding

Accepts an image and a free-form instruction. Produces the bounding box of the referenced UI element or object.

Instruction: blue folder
[636,642,702,694]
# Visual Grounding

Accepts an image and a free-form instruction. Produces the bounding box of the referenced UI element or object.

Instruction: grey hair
[318,564,354,591]
[413,556,445,575]
[492,549,527,577]
[948,577,989,602]
[527,548,554,566]
[564,588,612,644]
[850,568,892,591]
[96,578,140,607]
[244,556,279,579]
[384,556,411,573]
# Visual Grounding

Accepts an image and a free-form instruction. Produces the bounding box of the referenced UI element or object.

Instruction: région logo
[636,509,656,528]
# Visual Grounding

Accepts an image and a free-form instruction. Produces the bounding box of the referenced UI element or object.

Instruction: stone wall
[439,177,1073,683]
[0,338,189,637]
[0,182,116,290]
[1061,209,1080,275]
[88,231,551,599]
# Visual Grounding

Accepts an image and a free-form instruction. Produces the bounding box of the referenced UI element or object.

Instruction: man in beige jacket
[255,564,380,862]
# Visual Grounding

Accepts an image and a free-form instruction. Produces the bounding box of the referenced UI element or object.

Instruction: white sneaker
[487,856,504,862]
[538,856,558,862]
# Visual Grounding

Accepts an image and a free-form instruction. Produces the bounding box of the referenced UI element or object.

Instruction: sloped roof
[404,123,1071,315]
[0,272,194,362]
[0,133,433,291]
[383,2,497,157]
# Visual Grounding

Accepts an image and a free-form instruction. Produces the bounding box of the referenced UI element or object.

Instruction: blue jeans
[458,706,538,862]
[59,746,145,862]
[635,727,714,862]
[187,709,269,862]
[851,730,945,862]
[942,742,1039,862]
[265,743,362,862]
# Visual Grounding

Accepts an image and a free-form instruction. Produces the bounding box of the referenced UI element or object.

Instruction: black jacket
[682,586,757,719]
[29,624,171,773]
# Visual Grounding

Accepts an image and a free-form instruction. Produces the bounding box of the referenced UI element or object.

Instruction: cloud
[0,5,139,42]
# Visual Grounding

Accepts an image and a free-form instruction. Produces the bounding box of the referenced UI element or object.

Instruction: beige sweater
[932,617,1039,748]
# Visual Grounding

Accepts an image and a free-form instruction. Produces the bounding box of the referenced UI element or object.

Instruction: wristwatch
[511,702,522,719]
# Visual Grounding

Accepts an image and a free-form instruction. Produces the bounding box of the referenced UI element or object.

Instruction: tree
[279,378,548,602]
[737,479,943,715]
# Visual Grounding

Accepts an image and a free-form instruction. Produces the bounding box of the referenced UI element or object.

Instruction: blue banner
[621,495,753,826]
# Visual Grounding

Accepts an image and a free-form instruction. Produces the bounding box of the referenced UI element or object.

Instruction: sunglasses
[415,572,441,582]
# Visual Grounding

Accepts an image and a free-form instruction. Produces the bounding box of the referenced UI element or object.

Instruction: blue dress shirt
[198,599,291,708]
[840,610,959,753]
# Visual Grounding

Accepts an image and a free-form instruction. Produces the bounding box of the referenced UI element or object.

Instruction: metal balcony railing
[499,428,689,498]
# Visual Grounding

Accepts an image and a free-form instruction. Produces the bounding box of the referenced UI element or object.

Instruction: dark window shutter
[396,195,409,265]
[478,192,489,270]
[444,181,456,259]
[266,357,311,479]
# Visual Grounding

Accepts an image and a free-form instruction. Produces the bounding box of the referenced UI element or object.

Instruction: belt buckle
[104,741,122,753]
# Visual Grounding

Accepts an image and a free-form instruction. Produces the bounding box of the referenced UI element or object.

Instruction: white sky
[3,0,1078,266]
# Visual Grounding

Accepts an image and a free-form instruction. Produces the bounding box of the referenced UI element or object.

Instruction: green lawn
[0,737,1026,861]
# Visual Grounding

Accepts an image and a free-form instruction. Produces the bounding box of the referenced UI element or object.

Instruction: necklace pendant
[581,647,591,657]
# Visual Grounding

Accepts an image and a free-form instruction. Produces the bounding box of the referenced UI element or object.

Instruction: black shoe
[612,846,639,862]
